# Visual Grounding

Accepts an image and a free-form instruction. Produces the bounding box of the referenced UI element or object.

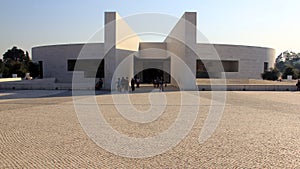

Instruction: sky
[1,0,300,58]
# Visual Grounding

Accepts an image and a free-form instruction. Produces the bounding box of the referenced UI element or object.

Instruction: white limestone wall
[32,43,105,83]
[213,44,275,79]
[114,49,135,80]
[115,13,141,51]
[104,12,117,89]
[165,12,197,89]
[138,43,167,59]
[104,12,141,90]
[192,42,276,79]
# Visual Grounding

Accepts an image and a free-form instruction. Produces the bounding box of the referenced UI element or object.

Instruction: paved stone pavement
[0,90,300,168]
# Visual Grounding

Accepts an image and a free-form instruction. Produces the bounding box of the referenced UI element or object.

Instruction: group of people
[99,77,300,91]
[116,77,141,92]
[96,76,168,92]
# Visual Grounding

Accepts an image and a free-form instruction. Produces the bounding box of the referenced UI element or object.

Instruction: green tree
[275,61,286,72]
[282,65,299,79]
[275,51,300,79]
[0,59,4,77]
[2,46,31,78]
[294,63,300,70]
[3,46,29,62]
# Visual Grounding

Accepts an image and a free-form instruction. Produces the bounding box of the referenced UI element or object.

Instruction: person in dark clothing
[153,79,157,88]
[136,77,140,88]
[117,78,121,92]
[95,78,103,90]
[155,77,160,88]
[131,78,135,91]
[296,79,300,91]
[125,77,129,92]
[159,77,164,91]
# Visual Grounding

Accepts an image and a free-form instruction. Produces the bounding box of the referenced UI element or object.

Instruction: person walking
[125,77,129,92]
[296,79,300,91]
[95,78,103,90]
[131,78,135,91]
[159,77,164,92]
[136,77,140,88]
[99,78,103,89]
[117,78,121,92]
[153,79,157,88]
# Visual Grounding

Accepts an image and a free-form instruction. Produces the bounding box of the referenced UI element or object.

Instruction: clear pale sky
[1,0,299,58]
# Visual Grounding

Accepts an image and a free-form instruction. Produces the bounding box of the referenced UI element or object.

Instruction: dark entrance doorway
[143,68,163,83]
[134,57,171,84]
[38,61,43,78]
[137,68,170,84]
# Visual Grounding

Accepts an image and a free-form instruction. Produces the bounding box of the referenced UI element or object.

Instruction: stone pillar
[104,12,117,90]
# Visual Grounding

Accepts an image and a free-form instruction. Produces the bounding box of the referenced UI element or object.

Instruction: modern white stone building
[32,12,276,90]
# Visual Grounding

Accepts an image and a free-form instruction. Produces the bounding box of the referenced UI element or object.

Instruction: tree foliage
[3,46,30,63]
[0,59,4,77]
[275,51,300,79]
[282,65,299,79]
[1,46,40,78]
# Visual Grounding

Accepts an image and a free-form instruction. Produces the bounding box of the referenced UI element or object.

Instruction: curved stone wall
[32,43,105,83]
[32,43,276,84]
[212,44,276,79]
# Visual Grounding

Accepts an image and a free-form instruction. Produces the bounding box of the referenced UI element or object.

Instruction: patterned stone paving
[0,90,300,168]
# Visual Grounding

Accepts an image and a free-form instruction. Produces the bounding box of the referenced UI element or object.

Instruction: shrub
[261,68,279,80]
